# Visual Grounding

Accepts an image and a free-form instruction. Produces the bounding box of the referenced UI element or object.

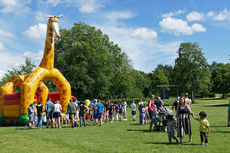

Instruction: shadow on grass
[210,125,227,127]
[145,142,201,145]
[15,127,32,130]
[127,129,151,132]
[212,131,230,133]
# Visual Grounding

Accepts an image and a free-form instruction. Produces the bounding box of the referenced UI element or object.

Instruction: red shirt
[148,99,155,111]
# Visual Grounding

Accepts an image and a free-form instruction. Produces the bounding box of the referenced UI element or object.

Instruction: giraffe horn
[57,14,64,18]
[44,15,54,18]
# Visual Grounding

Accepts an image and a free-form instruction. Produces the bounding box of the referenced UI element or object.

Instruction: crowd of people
[27,97,129,129]
[27,93,210,146]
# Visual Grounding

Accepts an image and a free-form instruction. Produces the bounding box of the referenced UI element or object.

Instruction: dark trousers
[200,132,208,143]
[80,114,86,127]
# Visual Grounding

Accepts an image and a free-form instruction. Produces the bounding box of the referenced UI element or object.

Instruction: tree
[149,69,169,97]
[211,64,230,98]
[54,22,134,100]
[174,42,211,98]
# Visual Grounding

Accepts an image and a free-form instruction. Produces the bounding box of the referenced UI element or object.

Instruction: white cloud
[0,41,5,51]
[213,8,230,21]
[0,0,31,14]
[159,17,206,35]
[79,2,103,14]
[23,50,43,61]
[23,23,47,41]
[0,29,15,38]
[186,11,205,22]
[161,10,186,18]
[0,69,4,79]
[46,0,61,7]
[207,11,215,17]
[104,11,135,23]
[191,24,206,32]
[132,28,157,40]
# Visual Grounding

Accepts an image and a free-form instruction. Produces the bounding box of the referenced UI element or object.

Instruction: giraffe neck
[39,21,55,71]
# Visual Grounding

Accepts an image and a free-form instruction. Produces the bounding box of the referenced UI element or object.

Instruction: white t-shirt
[130,103,136,111]
[53,103,62,112]
[185,98,192,107]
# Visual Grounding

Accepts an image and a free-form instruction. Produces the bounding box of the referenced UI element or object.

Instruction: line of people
[27,97,129,129]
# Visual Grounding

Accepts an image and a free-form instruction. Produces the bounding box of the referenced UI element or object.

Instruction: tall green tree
[174,42,211,98]
[54,22,133,100]
[211,64,230,98]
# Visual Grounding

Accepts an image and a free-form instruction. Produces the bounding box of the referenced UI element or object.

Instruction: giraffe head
[47,14,64,39]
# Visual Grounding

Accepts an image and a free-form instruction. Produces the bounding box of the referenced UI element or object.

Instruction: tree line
[0,22,229,100]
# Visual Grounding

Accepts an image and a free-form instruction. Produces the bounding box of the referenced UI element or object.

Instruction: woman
[28,103,35,129]
[177,96,193,145]
[148,95,156,131]
[36,101,44,129]
[53,101,62,128]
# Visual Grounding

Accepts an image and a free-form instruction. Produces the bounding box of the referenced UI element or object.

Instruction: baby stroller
[154,106,174,132]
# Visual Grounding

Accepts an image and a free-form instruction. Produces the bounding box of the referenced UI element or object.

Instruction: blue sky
[0,0,230,78]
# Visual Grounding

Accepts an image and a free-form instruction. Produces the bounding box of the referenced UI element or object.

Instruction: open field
[0,101,229,153]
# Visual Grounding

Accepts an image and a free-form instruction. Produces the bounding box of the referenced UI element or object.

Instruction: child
[166,115,178,144]
[192,111,210,145]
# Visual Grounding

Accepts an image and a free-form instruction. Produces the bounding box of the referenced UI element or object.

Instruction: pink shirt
[148,100,155,111]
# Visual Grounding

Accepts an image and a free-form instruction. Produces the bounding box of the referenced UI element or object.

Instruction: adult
[185,93,192,107]
[93,99,98,125]
[148,95,156,131]
[53,101,62,128]
[79,101,87,127]
[130,101,136,121]
[118,100,123,121]
[36,101,44,129]
[122,98,127,120]
[28,103,35,128]
[103,99,110,123]
[67,99,78,128]
[177,96,193,145]
[96,99,104,126]
[32,102,37,127]
[155,97,163,110]
[114,102,119,121]
[45,97,54,128]
[171,97,180,116]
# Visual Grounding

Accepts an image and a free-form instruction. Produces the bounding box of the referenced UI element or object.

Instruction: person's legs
[168,132,172,144]
[204,132,208,145]
[58,112,61,128]
[80,115,83,127]
[38,113,43,128]
[200,132,204,145]
[83,114,86,127]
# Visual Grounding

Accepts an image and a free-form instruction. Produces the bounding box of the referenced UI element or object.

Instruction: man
[96,99,104,126]
[122,98,127,121]
[154,97,163,111]
[79,101,87,127]
[148,95,156,131]
[45,97,54,128]
[185,93,192,107]
[130,101,136,121]
[67,98,78,128]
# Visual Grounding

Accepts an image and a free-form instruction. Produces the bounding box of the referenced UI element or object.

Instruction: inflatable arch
[0,15,71,125]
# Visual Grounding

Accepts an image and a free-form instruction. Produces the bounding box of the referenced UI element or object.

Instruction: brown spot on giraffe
[27,87,31,93]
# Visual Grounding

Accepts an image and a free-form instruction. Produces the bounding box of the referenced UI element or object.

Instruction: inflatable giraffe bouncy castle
[0,15,71,125]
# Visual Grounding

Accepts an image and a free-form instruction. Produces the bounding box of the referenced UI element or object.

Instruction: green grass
[0,104,229,153]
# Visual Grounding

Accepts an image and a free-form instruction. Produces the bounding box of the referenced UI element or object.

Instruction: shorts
[132,111,136,115]
[46,111,53,120]
[104,111,109,118]
[70,113,76,121]
[53,112,61,118]
[149,110,156,119]
[97,113,102,120]
[119,109,123,114]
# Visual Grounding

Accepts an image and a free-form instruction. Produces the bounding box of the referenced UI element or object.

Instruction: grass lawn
[0,104,229,153]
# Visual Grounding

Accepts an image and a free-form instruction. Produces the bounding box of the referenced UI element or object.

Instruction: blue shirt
[45,101,54,112]
[96,102,104,114]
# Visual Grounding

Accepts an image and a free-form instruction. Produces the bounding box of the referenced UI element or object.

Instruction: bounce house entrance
[4,93,21,118]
